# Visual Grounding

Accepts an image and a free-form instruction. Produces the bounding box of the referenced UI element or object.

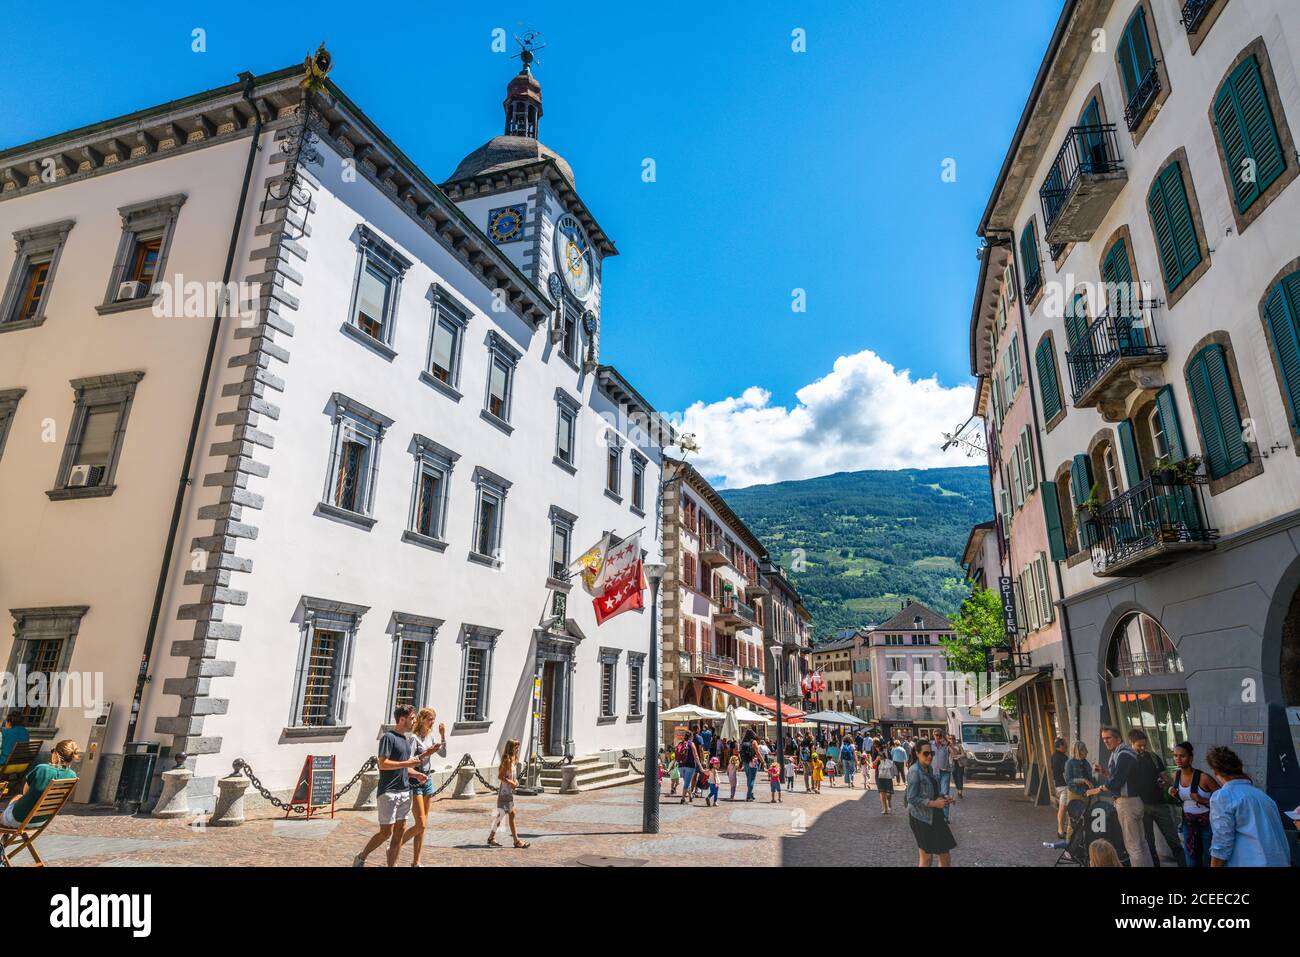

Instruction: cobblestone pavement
[25,777,1059,867]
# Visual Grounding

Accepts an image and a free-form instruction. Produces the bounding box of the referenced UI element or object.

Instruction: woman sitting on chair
[1,739,79,829]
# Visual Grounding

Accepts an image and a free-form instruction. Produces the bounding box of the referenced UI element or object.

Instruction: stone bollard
[353,769,380,811]
[152,767,193,819]
[452,766,477,799]
[618,754,631,770]
[560,764,579,795]
[209,771,251,827]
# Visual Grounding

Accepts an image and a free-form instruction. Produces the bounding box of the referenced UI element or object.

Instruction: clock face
[553,213,594,300]
[487,205,525,244]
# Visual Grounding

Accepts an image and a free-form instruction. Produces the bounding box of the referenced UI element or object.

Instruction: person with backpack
[1168,741,1217,867]
[740,729,760,802]
[676,726,701,805]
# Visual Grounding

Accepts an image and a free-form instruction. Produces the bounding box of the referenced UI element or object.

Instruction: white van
[947,707,1017,779]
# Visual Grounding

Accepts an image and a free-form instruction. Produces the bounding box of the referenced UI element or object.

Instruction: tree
[940,586,1017,717]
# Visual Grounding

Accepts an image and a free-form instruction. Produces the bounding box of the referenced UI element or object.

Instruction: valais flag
[592,531,645,625]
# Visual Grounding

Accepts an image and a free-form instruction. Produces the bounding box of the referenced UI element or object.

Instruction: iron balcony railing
[679,651,737,677]
[1040,124,1124,232]
[1065,301,1165,403]
[1124,65,1162,130]
[1113,650,1185,678]
[720,595,758,625]
[1023,269,1043,303]
[1085,475,1218,574]
[1181,0,1213,33]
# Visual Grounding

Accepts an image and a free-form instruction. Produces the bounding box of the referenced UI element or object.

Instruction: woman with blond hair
[399,707,446,867]
[1088,838,1122,867]
[1,738,79,829]
[487,740,529,849]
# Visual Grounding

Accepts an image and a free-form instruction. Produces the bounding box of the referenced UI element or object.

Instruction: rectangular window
[344,225,410,351]
[12,636,62,727]
[5,607,86,730]
[470,466,512,564]
[388,615,440,715]
[1147,162,1202,294]
[320,393,393,527]
[392,638,424,711]
[354,260,392,340]
[423,288,469,396]
[2,219,73,330]
[631,454,646,511]
[458,628,499,724]
[628,654,645,717]
[555,390,579,470]
[549,507,576,581]
[49,372,144,500]
[483,331,522,427]
[1214,55,1287,215]
[561,300,580,361]
[606,434,623,496]
[290,598,365,729]
[599,648,621,719]
[100,194,185,311]
[404,435,457,549]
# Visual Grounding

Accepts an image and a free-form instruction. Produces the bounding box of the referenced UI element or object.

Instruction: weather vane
[512,29,545,70]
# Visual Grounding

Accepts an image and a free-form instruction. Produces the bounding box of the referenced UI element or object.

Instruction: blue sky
[0,2,1063,486]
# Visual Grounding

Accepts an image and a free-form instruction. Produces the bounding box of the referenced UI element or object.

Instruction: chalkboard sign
[288,754,335,819]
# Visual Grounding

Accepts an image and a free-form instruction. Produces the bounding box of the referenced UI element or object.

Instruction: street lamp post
[769,644,784,763]
[642,562,667,834]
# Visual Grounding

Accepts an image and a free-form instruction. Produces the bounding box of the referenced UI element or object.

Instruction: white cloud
[672,350,976,489]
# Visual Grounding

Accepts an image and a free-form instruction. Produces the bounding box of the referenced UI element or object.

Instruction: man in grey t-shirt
[354,704,429,867]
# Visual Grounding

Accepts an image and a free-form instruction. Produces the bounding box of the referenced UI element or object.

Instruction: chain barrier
[333,756,377,802]
[619,750,644,775]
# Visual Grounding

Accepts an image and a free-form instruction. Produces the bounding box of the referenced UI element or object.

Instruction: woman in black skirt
[905,741,957,866]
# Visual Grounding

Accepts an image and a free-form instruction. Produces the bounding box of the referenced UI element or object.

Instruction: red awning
[696,677,804,721]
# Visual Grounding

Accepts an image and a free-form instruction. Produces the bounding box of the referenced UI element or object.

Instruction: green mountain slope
[719,466,993,640]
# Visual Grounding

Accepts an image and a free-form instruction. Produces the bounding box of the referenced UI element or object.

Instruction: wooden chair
[0,741,42,800]
[0,776,78,867]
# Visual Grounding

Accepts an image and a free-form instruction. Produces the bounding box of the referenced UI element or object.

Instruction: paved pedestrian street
[30,778,1054,867]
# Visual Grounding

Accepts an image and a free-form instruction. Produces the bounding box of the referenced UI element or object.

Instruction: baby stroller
[1054,794,1130,867]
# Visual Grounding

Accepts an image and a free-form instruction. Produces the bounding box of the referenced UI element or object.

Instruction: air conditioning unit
[116,280,148,302]
[67,464,104,488]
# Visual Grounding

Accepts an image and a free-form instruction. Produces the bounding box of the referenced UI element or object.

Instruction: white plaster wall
[176,135,661,789]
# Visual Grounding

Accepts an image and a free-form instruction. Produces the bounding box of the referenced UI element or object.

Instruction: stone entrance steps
[538,752,644,793]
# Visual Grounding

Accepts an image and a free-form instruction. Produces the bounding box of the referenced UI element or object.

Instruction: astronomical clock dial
[487,204,525,244]
[553,213,594,300]
[582,310,597,336]
[547,272,564,304]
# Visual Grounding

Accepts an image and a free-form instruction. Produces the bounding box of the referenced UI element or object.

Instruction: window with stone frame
[288,597,368,731]
[560,298,581,362]
[470,466,512,566]
[482,331,523,430]
[48,372,144,500]
[628,652,645,718]
[5,606,87,733]
[1,219,74,331]
[598,648,621,720]
[549,506,576,582]
[403,434,459,551]
[554,389,580,471]
[97,194,186,314]
[422,285,469,399]
[344,225,411,356]
[387,613,442,716]
[630,452,647,513]
[457,627,500,725]
[319,393,393,529]
[606,431,623,497]
[0,388,24,463]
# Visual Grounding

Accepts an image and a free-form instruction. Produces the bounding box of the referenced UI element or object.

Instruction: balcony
[1040,124,1126,244]
[1181,0,1213,33]
[1065,302,1166,414]
[679,651,737,679]
[1124,66,1161,131]
[745,577,768,598]
[1085,475,1218,577]
[739,667,763,689]
[714,596,758,629]
[698,530,728,567]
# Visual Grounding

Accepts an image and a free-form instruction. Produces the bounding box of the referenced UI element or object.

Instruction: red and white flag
[593,531,644,625]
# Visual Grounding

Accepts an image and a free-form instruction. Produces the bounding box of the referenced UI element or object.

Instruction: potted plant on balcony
[1150,454,1203,487]
[1078,482,1105,547]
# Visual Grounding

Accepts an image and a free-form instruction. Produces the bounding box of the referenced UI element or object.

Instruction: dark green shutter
[1118,9,1154,103]
[1187,345,1249,478]
[1155,385,1188,462]
[1215,56,1286,214]
[1066,292,1089,348]
[1020,221,1041,290]
[1041,482,1068,562]
[1116,419,1143,487]
[1103,239,1145,348]
[1148,163,1202,292]
[1069,453,1093,507]
[1264,272,1300,428]
[1036,337,1062,422]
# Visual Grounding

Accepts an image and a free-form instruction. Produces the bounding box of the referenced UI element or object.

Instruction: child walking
[727,752,740,801]
[784,754,795,792]
[707,757,721,806]
[486,739,529,849]
[826,757,838,788]
[811,752,824,794]
[668,753,680,795]
[768,758,783,803]
[874,749,895,814]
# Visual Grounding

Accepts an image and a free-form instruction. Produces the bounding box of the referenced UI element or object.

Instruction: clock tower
[441,36,616,365]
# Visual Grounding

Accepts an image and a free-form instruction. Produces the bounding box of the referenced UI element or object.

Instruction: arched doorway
[1106,612,1188,767]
